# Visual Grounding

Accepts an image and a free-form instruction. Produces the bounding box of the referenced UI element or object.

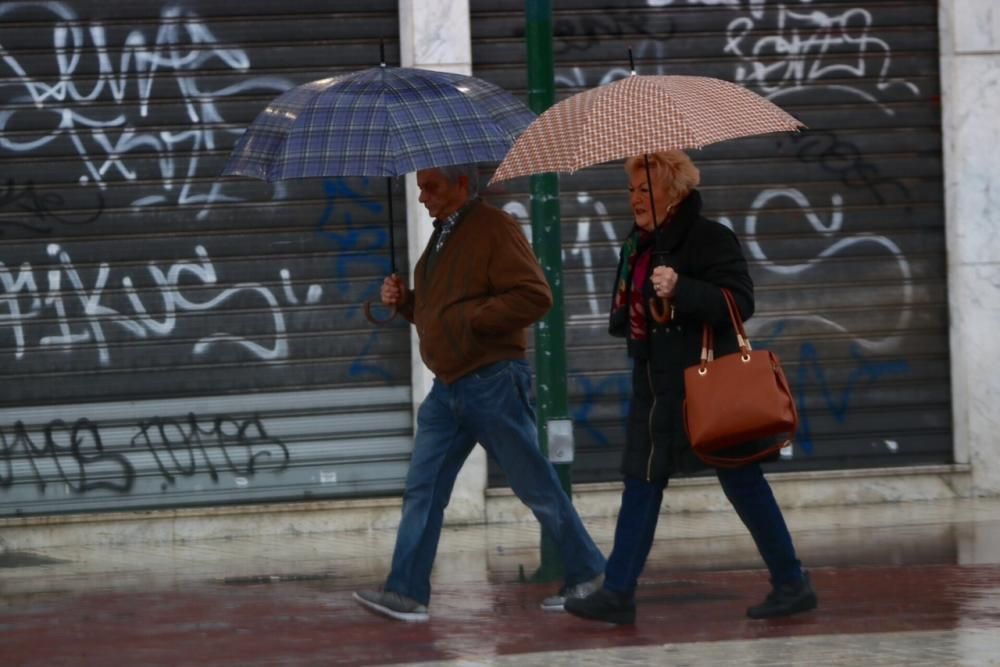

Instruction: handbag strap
[721,288,751,354]
[697,288,749,372]
[698,320,714,370]
[694,439,792,469]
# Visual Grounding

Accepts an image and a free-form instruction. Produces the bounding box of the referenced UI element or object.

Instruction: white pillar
[940,1,1000,495]
[398,1,486,523]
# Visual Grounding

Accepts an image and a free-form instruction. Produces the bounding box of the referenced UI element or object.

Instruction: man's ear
[457,175,469,193]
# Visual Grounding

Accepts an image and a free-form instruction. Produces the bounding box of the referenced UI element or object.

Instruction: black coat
[609,190,773,482]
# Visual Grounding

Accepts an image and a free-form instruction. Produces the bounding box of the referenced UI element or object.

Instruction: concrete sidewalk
[2,497,1000,665]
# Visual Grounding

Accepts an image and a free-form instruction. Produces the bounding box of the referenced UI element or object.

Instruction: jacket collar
[433,196,480,229]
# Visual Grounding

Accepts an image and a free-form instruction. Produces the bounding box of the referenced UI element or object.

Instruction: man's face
[416,169,468,220]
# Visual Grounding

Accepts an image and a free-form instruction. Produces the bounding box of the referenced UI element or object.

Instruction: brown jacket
[397,198,552,384]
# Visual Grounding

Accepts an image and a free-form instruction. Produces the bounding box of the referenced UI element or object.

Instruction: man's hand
[651,266,678,298]
[380,274,408,306]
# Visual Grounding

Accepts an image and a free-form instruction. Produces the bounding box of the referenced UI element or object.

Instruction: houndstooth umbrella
[489,62,803,324]
[223,62,535,322]
[489,73,803,185]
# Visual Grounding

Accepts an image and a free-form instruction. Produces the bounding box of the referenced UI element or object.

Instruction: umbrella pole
[363,40,398,325]
[386,176,398,275]
[631,50,670,323]
[644,154,673,324]
[363,177,399,324]
[643,153,658,236]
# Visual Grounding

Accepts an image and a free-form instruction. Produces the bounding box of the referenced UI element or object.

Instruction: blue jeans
[604,465,803,594]
[385,360,606,605]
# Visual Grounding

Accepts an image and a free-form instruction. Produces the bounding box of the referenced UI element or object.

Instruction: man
[353,164,605,622]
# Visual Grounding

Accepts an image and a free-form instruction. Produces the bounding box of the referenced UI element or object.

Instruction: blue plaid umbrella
[222,65,536,181]
[223,64,534,323]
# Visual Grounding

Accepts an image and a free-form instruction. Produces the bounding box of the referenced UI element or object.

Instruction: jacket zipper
[646,360,656,482]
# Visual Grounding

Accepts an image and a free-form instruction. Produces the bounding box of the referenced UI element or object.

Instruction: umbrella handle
[365,271,405,325]
[649,297,673,324]
[364,300,398,325]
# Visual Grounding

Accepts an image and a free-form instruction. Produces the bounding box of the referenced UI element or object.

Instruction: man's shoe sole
[352,592,429,622]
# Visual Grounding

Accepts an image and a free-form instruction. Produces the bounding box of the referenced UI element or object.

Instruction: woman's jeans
[604,466,803,594]
[385,360,606,605]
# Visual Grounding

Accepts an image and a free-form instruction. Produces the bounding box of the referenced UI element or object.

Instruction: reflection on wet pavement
[1,497,999,666]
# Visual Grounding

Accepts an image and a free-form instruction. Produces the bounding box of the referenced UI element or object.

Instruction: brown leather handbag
[682,288,798,468]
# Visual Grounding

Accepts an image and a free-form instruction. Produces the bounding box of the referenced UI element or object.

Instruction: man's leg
[465,361,605,585]
[384,380,477,606]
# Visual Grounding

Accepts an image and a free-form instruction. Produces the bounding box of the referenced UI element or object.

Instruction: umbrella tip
[628,47,636,76]
[380,38,386,67]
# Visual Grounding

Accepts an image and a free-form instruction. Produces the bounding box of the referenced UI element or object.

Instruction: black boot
[747,571,818,619]
[564,587,636,625]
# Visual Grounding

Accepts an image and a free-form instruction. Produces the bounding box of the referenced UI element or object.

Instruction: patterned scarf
[611,226,655,342]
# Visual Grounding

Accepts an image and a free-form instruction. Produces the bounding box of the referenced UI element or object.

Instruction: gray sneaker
[540,574,603,611]
[353,590,429,622]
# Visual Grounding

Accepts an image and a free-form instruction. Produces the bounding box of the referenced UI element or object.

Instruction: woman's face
[628,170,672,232]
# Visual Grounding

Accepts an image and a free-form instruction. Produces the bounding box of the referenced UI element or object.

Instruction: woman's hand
[651,266,678,298]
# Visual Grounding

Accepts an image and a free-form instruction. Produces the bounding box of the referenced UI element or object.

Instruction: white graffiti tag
[567,192,619,324]
[0,2,291,217]
[0,244,323,366]
[741,188,913,352]
[642,1,919,113]
[723,5,920,112]
[503,193,621,326]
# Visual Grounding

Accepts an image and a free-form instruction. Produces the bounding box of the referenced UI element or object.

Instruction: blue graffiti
[794,340,910,454]
[314,177,399,382]
[315,178,391,297]
[348,326,394,382]
[571,372,631,447]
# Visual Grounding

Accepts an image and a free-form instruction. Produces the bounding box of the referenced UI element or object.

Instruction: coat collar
[654,189,702,253]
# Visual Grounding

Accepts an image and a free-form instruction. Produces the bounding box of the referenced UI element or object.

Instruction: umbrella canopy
[223,65,537,181]
[489,74,803,184]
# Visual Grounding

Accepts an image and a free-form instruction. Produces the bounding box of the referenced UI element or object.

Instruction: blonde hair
[624,151,700,208]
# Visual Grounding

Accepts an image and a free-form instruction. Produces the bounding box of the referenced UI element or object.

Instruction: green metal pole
[525,0,571,583]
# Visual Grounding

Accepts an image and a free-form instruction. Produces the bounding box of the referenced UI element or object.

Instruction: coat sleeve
[469,215,553,335]
[670,221,754,327]
[396,288,416,323]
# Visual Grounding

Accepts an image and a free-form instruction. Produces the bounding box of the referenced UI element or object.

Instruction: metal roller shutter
[0,1,413,516]
[472,0,949,485]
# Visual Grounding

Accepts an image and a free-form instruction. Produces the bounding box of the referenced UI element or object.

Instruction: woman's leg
[717,463,818,618]
[716,463,801,586]
[604,475,668,594]
[564,475,666,624]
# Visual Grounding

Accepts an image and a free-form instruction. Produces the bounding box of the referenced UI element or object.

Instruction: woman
[564,151,817,625]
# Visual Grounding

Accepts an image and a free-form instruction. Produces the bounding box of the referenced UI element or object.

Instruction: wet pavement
[2,497,1000,666]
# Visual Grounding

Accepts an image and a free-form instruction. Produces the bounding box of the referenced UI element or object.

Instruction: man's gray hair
[437,164,480,198]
